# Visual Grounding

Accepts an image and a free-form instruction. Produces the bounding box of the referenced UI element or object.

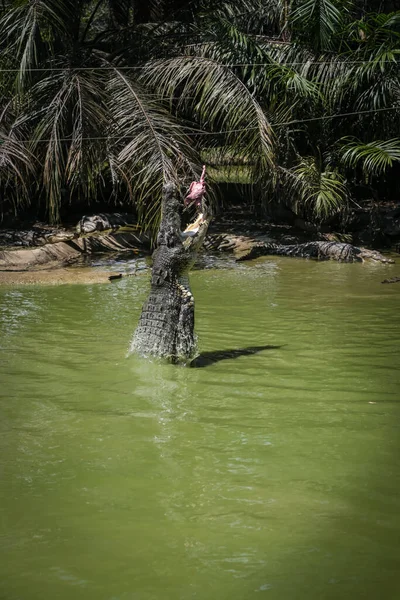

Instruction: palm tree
[0,0,275,224]
[0,0,399,228]
[0,0,202,223]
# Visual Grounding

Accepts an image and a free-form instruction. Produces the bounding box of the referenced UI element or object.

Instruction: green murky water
[1,257,400,600]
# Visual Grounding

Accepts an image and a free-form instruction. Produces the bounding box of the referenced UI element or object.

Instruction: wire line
[0,59,398,73]
[2,105,398,144]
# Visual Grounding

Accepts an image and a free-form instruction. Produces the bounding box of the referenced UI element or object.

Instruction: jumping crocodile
[130,176,211,362]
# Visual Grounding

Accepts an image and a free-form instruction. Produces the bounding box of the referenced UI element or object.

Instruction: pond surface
[1,257,400,600]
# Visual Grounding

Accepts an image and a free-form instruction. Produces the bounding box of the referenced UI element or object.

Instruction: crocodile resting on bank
[73,219,394,264]
[130,179,211,362]
[0,189,394,272]
[232,239,394,263]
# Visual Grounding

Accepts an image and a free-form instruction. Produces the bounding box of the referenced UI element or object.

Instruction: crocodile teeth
[182,213,204,234]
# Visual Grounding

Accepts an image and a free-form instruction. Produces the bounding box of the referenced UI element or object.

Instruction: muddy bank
[0,231,147,272]
[0,207,398,285]
[0,266,125,286]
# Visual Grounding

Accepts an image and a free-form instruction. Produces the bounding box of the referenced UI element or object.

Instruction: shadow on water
[190,344,282,368]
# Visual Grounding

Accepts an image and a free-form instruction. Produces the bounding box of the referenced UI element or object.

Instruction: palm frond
[140,55,276,177]
[29,68,108,222]
[261,62,323,102]
[106,66,202,228]
[291,0,344,51]
[290,155,348,220]
[0,0,75,90]
[340,137,400,176]
[0,130,35,214]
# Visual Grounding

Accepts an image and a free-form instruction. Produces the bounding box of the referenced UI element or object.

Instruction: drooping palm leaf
[0,131,35,213]
[0,96,36,214]
[0,0,76,90]
[140,55,276,178]
[290,155,348,220]
[106,66,202,228]
[291,0,344,51]
[29,67,108,222]
[340,137,400,176]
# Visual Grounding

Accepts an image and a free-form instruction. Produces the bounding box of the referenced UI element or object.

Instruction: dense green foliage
[0,0,399,226]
